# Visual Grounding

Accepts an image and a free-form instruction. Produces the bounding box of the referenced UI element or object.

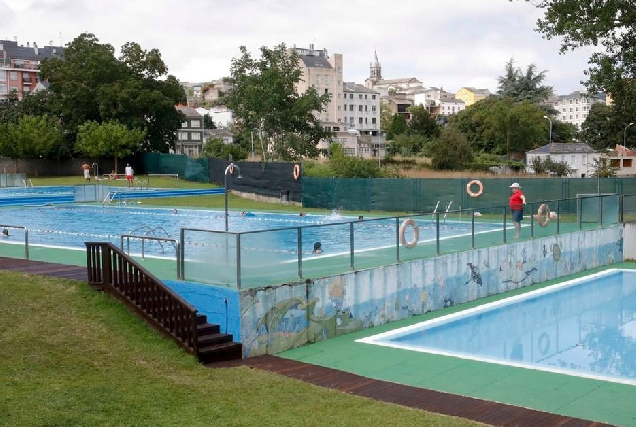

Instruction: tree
[386,133,428,157]
[327,143,383,178]
[200,137,247,161]
[497,58,554,104]
[386,113,407,140]
[511,1,636,116]
[529,157,573,176]
[0,115,64,159]
[407,105,440,138]
[75,120,145,171]
[203,114,216,130]
[223,44,332,161]
[380,102,393,131]
[428,128,474,170]
[39,33,186,154]
[589,157,618,178]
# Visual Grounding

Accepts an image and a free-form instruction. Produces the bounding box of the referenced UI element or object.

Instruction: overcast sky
[2,0,597,95]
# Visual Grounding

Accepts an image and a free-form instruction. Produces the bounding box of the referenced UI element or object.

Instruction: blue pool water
[0,205,502,256]
[359,269,636,385]
[0,186,73,197]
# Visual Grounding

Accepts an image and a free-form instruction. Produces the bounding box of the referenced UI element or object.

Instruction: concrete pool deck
[279,262,636,427]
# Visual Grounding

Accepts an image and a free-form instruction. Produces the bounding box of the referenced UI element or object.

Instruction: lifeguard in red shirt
[509,183,526,239]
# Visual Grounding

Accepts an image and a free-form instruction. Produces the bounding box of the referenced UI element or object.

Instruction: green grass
[0,271,487,427]
[31,175,219,189]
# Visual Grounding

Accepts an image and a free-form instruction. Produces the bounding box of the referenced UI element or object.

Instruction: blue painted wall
[163,280,241,341]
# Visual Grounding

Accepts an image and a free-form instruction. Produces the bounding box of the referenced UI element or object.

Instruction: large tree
[75,120,146,171]
[223,44,332,161]
[0,115,64,159]
[39,33,186,154]
[407,105,440,138]
[497,58,554,104]
[512,1,636,118]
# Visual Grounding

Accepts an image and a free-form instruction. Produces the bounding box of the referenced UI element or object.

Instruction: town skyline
[3,0,598,96]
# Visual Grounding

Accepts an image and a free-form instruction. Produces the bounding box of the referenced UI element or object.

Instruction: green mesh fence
[303,177,636,213]
[142,153,210,183]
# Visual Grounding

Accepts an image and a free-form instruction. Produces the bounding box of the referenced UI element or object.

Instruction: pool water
[359,269,636,385]
[0,186,73,197]
[0,205,502,257]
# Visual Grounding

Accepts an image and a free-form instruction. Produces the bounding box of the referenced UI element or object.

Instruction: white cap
[510,183,521,188]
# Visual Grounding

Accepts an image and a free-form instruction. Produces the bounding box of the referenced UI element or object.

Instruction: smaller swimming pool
[358,269,636,385]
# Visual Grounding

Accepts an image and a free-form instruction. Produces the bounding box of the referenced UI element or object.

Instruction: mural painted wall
[240,226,624,358]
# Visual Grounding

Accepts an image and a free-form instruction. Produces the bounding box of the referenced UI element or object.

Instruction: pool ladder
[103,191,126,206]
[432,201,454,224]
[123,226,177,255]
[23,179,34,188]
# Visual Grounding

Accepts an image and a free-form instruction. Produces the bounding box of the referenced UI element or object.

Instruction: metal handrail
[0,224,29,259]
[120,234,181,278]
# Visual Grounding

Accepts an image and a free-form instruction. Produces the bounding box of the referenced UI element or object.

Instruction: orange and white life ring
[537,203,551,228]
[466,180,484,198]
[293,164,301,180]
[399,219,419,249]
[228,164,234,175]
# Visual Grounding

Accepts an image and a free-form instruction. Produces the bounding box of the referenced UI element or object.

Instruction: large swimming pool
[359,269,636,385]
[0,205,503,257]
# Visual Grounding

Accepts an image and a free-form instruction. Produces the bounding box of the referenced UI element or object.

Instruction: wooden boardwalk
[213,355,617,427]
[0,257,616,427]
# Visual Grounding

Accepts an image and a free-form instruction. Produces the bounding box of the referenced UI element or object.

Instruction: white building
[342,82,380,131]
[438,98,465,116]
[549,91,606,129]
[526,143,600,178]
[364,51,423,97]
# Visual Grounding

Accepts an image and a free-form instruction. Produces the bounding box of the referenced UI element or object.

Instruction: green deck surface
[280,263,636,427]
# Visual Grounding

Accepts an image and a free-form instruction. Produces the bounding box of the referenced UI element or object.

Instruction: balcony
[0,59,39,70]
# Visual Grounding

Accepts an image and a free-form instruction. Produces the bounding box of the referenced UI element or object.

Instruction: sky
[2,0,598,96]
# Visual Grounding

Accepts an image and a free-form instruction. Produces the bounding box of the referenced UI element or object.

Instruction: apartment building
[290,44,343,123]
[455,87,491,106]
[0,39,64,100]
[175,105,204,156]
[526,142,599,178]
[548,91,606,129]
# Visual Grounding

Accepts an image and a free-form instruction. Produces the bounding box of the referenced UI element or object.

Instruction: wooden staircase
[86,242,242,364]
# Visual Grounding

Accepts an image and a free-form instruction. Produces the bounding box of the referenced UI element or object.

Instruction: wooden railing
[85,242,198,354]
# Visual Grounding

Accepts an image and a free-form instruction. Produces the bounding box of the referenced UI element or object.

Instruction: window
[337,106,341,111]
[349,117,354,124]
[365,94,367,99]
[191,132,201,140]
[191,120,201,128]
[344,104,347,110]
[372,106,377,112]
[324,76,330,85]
[349,94,353,99]
[0,83,6,94]
[365,118,368,124]
[181,121,188,127]
[9,72,17,81]
[22,87,30,94]
[582,155,587,165]
[0,71,5,82]
[358,118,363,124]
[349,105,353,111]
[178,132,188,140]
[372,118,377,124]
[324,89,328,94]
[358,105,363,112]
[372,95,376,100]
[571,155,575,165]
[359,94,363,99]
[316,75,322,84]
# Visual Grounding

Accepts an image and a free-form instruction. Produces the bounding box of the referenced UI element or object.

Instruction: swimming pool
[0,205,503,257]
[358,269,636,385]
[0,186,73,197]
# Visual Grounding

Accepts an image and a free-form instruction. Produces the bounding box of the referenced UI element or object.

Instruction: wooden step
[198,332,233,347]
[197,322,220,336]
[199,342,243,364]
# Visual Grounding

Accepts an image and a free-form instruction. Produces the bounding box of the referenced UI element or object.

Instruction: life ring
[537,203,551,228]
[228,164,234,175]
[466,180,484,198]
[538,332,550,356]
[399,219,419,249]
[293,164,301,180]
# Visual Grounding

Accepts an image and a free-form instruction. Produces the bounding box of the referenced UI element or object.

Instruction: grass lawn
[0,270,487,427]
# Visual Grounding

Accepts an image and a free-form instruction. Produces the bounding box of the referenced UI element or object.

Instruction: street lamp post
[224,162,242,232]
[623,122,633,147]
[543,115,552,144]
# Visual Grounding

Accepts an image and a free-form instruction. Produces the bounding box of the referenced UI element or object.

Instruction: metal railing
[178,193,631,289]
[85,242,198,354]
[121,233,181,278]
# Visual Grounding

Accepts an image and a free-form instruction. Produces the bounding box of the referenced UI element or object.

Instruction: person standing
[509,182,526,239]
[81,163,91,181]
[125,163,134,188]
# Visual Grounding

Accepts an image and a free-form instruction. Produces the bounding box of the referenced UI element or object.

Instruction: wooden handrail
[85,242,198,354]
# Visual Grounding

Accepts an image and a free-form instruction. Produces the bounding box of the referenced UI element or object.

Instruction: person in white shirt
[125,164,134,188]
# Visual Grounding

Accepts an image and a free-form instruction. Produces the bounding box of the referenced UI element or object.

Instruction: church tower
[369,50,382,84]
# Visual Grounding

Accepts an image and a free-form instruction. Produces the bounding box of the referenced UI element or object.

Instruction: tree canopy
[496,58,554,104]
[513,1,636,116]
[223,44,332,161]
[75,120,146,171]
[39,33,186,154]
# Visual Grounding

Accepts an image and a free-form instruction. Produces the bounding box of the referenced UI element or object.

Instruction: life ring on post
[399,219,419,249]
[228,164,234,175]
[538,332,550,356]
[537,203,551,228]
[466,180,484,198]
[293,164,301,180]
